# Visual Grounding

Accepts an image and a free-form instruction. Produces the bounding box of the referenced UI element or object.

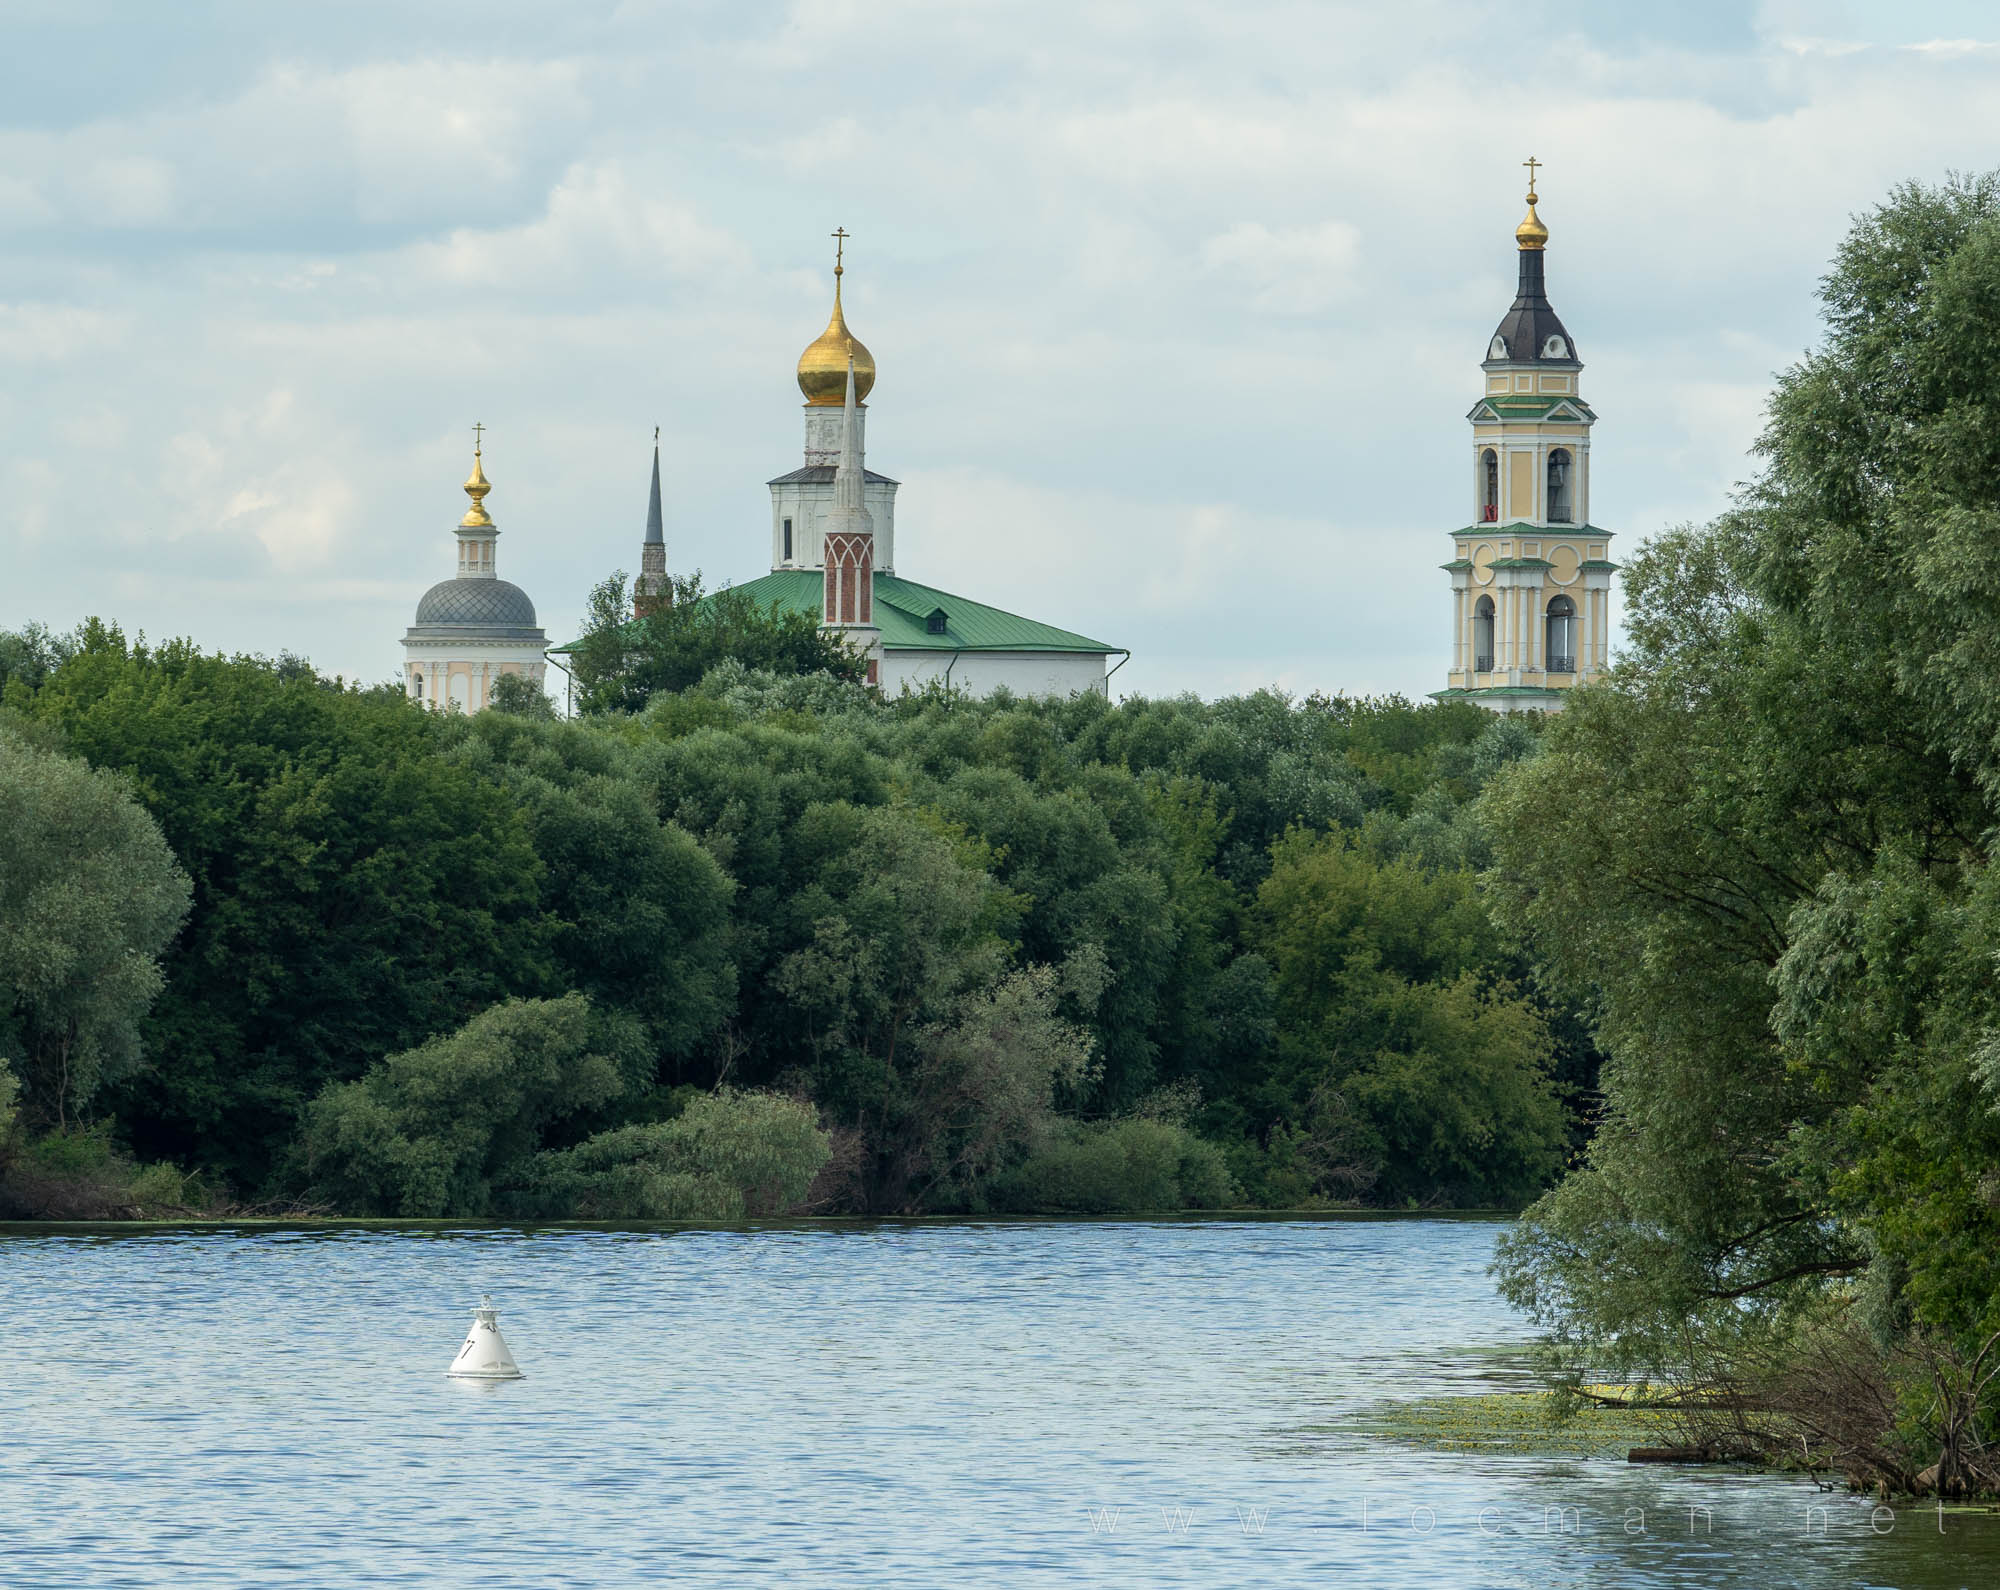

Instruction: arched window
[1546,595,1577,673]
[782,517,794,562]
[1473,595,1495,673]
[1546,448,1573,523]
[1481,449,1499,522]
[413,672,424,701]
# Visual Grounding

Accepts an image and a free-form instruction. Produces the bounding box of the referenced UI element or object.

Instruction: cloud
[3,1,1999,700]
[0,304,130,361]
[0,56,588,245]
[1199,221,1360,313]
[406,162,753,292]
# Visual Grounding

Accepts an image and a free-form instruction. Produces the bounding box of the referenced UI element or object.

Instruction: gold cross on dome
[1522,155,1541,198]
[472,420,485,453]
[832,226,849,274]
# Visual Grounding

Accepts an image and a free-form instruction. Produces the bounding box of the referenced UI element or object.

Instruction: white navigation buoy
[445,1294,524,1380]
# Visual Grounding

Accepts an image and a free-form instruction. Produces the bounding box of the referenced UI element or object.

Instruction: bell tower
[1439,160,1616,711]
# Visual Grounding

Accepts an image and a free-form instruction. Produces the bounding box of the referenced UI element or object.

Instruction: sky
[4,1,2000,702]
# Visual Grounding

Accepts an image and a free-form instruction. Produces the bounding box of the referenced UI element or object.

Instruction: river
[1,1216,1992,1587]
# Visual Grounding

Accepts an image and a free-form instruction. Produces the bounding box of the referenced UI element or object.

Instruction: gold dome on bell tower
[1514,155,1549,251]
[796,227,876,406]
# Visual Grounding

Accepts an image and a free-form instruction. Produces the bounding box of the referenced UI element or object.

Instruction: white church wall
[771,479,898,572]
[404,644,548,713]
[881,649,1111,700]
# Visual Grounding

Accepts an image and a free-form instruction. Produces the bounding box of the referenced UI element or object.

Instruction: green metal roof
[731,570,1120,653]
[1488,556,1553,570]
[553,570,1121,656]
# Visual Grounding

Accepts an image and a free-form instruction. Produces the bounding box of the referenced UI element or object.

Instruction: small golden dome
[797,275,875,406]
[461,442,493,528]
[1515,193,1548,251]
[1515,157,1548,251]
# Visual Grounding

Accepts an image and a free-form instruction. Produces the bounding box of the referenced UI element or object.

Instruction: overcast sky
[4,1,1998,701]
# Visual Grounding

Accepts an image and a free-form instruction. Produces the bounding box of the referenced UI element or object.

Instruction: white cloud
[406,162,752,290]
[1199,221,1359,313]
[0,56,588,241]
[0,304,129,361]
[3,2,1999,697]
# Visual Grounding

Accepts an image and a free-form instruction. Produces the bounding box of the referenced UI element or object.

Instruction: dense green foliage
[1489,175,2000,1494]
[564,570,866,713]
[0,726,190,1127]
[16,624,557,1188]
[299,993,829,1219]
[0,616,1574,1217]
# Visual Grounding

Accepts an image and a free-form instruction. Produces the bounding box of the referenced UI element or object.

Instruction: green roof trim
[552,570,1120,657]
[1431,684,1570,701]
[1439,558,1474,572]
[1448,522,1616,537]
[1488,557,1553,570]
[1467,395,1598,422]
[1579,558,1622,571]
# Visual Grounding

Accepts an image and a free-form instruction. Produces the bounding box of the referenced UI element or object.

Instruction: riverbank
[1344,1390,1674,1459]
[0,1207,1521,1235]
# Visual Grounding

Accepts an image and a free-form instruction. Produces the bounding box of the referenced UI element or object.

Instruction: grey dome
[414,578,539,629]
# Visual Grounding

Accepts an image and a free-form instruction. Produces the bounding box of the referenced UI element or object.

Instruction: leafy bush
[526,1089,831,1219]
[302,996,831,1220]
[989,1117,1236,1214]
[0,1119,213,1219]
[299,995,621,1217]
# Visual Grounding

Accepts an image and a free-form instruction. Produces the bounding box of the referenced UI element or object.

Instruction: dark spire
[1486,248,1578,367]
[644,428,664,546]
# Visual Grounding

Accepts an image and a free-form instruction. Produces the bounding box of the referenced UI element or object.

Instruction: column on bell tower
[1440,160,1617,713]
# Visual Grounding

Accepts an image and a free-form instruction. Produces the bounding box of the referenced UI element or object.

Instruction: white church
[711,237,1127,697]
[404,238,1126,709]
[400,426,549,713]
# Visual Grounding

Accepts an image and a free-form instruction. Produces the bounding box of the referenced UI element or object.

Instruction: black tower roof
[1485,249,1578,367]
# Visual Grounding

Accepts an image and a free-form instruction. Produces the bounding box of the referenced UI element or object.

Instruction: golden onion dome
[1515,157,1549,251]
[1515,193,1548,251]
[797,274,875,406]
[461,441,493,527]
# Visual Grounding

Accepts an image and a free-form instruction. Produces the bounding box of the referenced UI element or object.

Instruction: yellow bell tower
[1438,159,1616,711]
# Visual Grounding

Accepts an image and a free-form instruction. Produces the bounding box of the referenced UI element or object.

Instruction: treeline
[1489,176,2000,1496]
[0,615,1582,1219]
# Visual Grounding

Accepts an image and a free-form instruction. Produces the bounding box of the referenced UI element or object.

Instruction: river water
[1,1216,1992,1588]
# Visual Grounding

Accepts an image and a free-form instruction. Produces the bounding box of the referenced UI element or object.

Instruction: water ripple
[0,1218,1990,1588]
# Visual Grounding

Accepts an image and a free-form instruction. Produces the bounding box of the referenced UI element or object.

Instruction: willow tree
[0,731,191,1128]
[1488,176,2000,1486]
